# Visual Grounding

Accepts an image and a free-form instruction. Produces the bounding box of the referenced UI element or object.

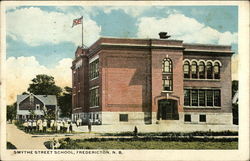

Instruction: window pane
[119,114,128,122]
[214,90,221,106]
[89,59,99,79]
[207,62,213,79]
[191,90,198,106]
[191,62,198,78]
[214,63,220,79]
[199,62,205,79]
[163,58,171,73]
[184,89,190,106]
[184,114,191,122]
[162,58,173,91]
[199,90,206,106]
[199,115,206,122]
[184,62,190,78]
[206,90,213,106]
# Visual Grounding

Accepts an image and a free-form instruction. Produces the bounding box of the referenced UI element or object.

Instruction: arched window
[162,58,172,73]
[214,62,220,79]
[191,62,198,78]
[199,62,205,79]
[206,62,213,79]
[183,61,190,78]
[162,58,173,91]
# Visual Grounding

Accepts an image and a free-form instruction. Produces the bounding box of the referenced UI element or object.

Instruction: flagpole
[81,16,83,49]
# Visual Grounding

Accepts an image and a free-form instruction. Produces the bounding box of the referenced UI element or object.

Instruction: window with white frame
[89,59,99,80]
[184,89,221,107]
[36,104,40,110]
[183,61,190,78]
[89,87,99,107]
[191,62,198,79]
[162,58,173,91]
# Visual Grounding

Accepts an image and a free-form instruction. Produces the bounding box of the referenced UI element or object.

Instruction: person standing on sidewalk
[32,120,37,132]
[43,120,47,132]
[28,120,32,132]
[88,120,92,133]
[69,122,73,133]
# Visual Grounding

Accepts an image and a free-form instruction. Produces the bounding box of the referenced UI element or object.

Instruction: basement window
[184,114,191,122]
[199,115,206,122]
[119,114,128,122]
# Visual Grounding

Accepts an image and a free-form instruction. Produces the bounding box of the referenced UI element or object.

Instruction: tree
[232,80,238,125]
[29,110,36,119]
[7,103,17,121]
[58,86,72,118]
[27,74,62,97]
[232,80,238,99]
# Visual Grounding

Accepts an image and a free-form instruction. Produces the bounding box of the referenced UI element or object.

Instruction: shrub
[7,142,17,149]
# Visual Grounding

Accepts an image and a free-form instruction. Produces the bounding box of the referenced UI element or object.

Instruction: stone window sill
[184,106,221,109]
[162,90,173,93]
[89,106,99,109]
[89,76,99,81]
[184,78,220,81]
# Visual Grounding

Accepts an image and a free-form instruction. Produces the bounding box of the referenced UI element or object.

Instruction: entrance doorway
[157,99,179,120]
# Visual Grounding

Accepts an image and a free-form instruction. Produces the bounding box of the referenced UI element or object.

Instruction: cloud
[102,6,150,17]
[82,6,150,17]
[136,13,238,45]
[6,7,101,47]
[6,56,72,104]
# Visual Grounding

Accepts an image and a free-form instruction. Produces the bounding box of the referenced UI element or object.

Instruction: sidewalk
[7,123,48,149]
[73,123,239,133]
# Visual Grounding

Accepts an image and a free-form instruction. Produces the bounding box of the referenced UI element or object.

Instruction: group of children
[22,119,73,133]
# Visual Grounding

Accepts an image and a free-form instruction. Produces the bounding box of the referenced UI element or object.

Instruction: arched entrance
[157,99,179,120]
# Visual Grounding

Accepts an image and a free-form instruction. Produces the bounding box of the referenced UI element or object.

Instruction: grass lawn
[59,140,238,149]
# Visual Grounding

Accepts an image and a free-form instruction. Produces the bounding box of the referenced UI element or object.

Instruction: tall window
[191,89,198,106]
[89,87,99,107]
[183,61,190,78]
[162,58,172,73]
[89,59,99,80]
[214,62,220,79]
[206,90,213,106]
[207,62,213,79]
[199,62,205,79]
[199,90,206,106]
[162,58,173,91]
[191,62,198,79]
[214,90,221,106]
[184,89,191,106]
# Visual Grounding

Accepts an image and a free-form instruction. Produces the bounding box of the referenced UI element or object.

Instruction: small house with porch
[16,94,58,120]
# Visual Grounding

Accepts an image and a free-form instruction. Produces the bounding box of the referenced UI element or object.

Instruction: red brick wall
[72,49,90,113]
[101,49,151,112]
[72,38,233,118]
[183,54,232,113]
[151,49,184,113]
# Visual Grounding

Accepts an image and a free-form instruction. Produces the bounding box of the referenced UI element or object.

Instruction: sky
[5,5,238,104]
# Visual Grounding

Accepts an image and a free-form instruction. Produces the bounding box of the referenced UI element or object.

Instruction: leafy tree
[7,103,17,121]
[232,80,238,125]
[29,110,36,119]
[232,80,238,99]
[27,74,62,97]
[58,86,72,118]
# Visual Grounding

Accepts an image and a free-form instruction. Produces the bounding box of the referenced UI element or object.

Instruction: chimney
[159,32,171,39]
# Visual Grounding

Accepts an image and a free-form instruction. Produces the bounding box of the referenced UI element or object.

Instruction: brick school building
[71,37,234,126]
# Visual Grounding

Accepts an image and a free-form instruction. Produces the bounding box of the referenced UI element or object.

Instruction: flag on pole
[72,16,83,27]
